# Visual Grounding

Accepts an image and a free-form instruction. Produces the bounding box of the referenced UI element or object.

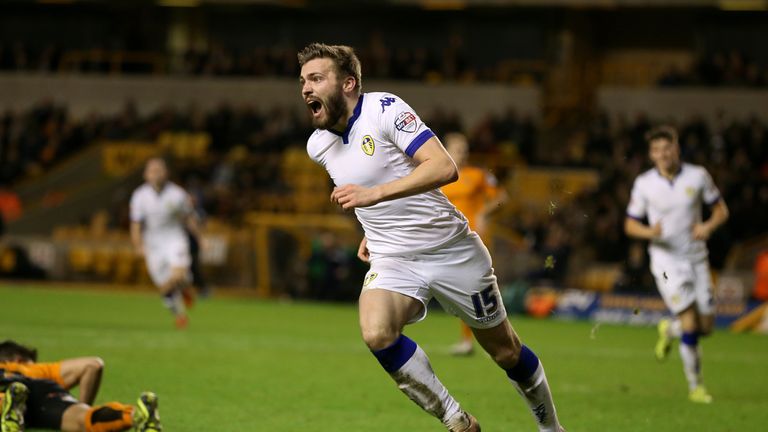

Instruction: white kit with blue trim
[626,163,722,263]
[307,92,469,256]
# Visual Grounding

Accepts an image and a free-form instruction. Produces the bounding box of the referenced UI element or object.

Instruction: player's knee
[361,327,400,351]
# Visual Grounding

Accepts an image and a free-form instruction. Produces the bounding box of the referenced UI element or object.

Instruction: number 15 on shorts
[471,285,499,318]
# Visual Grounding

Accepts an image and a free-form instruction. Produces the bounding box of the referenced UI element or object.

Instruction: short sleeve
[626,179,647,220]
[129,191,144,222]
[378,94,434,157]
[701,169,721,206]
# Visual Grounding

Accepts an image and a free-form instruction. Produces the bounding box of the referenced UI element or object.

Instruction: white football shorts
[651,257,714,315]
[363,232,507,329]
[144,237,191,287]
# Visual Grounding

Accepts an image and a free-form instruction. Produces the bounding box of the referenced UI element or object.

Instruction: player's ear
[343,76,356,93]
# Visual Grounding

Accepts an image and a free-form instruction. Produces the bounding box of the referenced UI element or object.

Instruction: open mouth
[307,99,323,117]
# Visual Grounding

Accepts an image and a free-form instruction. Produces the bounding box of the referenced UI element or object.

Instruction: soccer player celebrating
[130,158,201,329]
[625,126,729,404]
[441,132,507,356]
[299,43,564,432]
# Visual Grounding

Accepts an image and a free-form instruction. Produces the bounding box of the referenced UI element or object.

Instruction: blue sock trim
[681,332,699,346]
[505,345,540,382]
[372,334,418,373]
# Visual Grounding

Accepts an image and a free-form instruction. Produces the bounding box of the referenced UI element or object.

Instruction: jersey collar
[329,94,364,144]
[655,164,684,186]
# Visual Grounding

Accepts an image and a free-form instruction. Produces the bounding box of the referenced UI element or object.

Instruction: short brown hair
[645,125,678,144]
[0,340,37,362]
[298,43,362,93]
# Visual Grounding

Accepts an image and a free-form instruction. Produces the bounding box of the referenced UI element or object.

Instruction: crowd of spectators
[7,42,768,89]
[504,112,768,292]
[0,39,535,83]
[2,98,766,294]
[659,51,768,88]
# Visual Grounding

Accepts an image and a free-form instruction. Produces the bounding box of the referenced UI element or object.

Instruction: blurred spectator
[659,50,768,88]
[0,184,21,223]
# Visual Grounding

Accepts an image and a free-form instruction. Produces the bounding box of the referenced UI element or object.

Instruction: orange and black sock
[85,402,133,432]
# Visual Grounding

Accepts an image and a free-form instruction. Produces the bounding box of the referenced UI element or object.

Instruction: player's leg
[18,378,128,432]
[651,261,695,362]
[472,321,563,432]
[360,286,475,431]
[165,240,195,311]
[59,392,161,432]
[655,316,682,361]
[693,259,716,337]
[59,357,105,404]
[682,260,716,403]
[431,233,562,431]
[677,305,711,403]
[449,322,474,356]
[147,250,189,328]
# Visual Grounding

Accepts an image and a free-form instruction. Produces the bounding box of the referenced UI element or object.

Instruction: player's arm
[129,192,144,256]
[130,221,144,256]
[59,357,104,404]
[693,199,729,241]
[186,214,202,238]
[624,178,660,240]
[624,217,662,240]
[331,137,458,209]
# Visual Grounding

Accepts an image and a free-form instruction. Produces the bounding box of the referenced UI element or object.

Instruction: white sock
[679,336,702,390]
[510,364,561,432]
[667,319,683,338]
[389,345,461,425]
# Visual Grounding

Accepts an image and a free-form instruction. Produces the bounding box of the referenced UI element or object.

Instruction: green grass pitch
[1,284,767,431]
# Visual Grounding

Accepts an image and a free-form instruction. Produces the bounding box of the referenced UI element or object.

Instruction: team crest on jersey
[395,112,417,133]
[363,272,378,287]
[685,187,696,197]
[361,135,375,156]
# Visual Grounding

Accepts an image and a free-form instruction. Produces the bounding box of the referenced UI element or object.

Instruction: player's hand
[134,245,145,258]
[330,184,382,210]
[357,237,370,263]
[692,223,712,241]
[650,222,662,239]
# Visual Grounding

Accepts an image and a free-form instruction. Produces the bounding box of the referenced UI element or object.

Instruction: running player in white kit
[130,158,202,329]
[625,126,729,403]
[299,43,564,432]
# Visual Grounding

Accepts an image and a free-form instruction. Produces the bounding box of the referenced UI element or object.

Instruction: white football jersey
[627,163,722,262]
[307,92,469,256]
[130,182,192,246]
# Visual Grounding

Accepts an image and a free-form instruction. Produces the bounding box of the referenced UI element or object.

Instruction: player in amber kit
[0,340,161,432]
[441,132,507,355]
